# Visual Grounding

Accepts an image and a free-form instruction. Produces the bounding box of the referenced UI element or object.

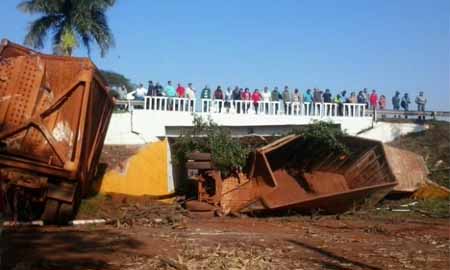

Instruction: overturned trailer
[0,40,113,223]
[186,135,398,215]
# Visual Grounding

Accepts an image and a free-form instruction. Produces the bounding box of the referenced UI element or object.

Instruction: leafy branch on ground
[173,115,250,176]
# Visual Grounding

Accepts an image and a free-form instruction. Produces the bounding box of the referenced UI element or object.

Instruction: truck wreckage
[0,40,113,223]
[185,135,399,215]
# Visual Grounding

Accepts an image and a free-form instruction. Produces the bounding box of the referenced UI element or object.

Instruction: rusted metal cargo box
[187,135,398,215]
[0,39,113,223]
[383,145,429,193]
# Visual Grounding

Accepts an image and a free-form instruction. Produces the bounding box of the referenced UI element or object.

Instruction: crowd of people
[119,80,428,117]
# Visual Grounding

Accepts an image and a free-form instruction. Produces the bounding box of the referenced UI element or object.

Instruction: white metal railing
[114,97,369,118]
[144,96,196,112]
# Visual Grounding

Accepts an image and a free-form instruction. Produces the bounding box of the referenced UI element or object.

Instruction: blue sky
[1,0,449,110]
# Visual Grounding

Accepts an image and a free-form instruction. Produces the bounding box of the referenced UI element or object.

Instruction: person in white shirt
[224,87,233,112]
[260,86,271,114]
[134,83,147,100]
[185,83,195,99]
[185,83,196,111]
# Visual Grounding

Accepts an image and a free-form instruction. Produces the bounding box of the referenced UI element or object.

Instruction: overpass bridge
[105,96,449,145]
[106,97,373,145]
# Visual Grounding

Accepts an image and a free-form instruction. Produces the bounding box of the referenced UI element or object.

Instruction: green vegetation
[174,115,250,176]
[18,0,115,57]
[412,199,450,218]
[101,70,134,91]
[292,120,350,155]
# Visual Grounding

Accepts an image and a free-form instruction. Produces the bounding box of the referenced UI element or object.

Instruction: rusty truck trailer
[187,135,398,215]
[0,39,113,223]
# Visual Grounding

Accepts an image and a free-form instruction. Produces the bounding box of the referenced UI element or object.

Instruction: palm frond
[89,8,115,57]
[24,15,62,49]
[74,5,115,57]
[17,0,63,14]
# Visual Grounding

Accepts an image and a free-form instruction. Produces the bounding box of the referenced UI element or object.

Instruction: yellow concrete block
[100,139,171,196]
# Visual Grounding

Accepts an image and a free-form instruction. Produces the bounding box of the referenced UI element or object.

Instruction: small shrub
[173,115,250,176]
[292,120,350,155]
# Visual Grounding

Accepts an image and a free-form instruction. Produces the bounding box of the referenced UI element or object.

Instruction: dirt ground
[1,196,449,270]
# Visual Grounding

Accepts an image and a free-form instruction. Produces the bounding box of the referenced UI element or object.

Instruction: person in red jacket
[176,83,186,111]
[252,89,262,114]
[176,83,186,97]
[241,88,251,113]
[369,89,378,110]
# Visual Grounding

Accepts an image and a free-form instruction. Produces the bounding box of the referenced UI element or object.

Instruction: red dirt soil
[1,211,449,270]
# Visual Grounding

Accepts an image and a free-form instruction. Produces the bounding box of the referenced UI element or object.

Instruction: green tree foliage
[18,0,115,57]
[174,115,250,176]
[292,121,350,155]
[100,70,133,91]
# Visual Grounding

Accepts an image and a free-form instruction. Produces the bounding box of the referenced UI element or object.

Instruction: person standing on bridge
[282,86,291,114]
[271,87,282,114]
[252,89,262,114]
[304,89,313,103]
[369,90,378,110]
[213,86,224,113]
[303,89,313,115]
[176,83,186,98]
[201,85,211,112]
[147,81,156,96]
[357,91,365,104]
[224,87,233,113]
[378,94,387,119]
[378,95,386,109]
[323,89,332,103]
[349,92,357,103]
[155,82,163,96]
[291,88,302,115]
[313,88,323,103]
[392,91,401,118]
[176,83,186,111]
[392,91,400,110]
[185,83,195,99]
[146,81,156,109]
[291,88,301,103]
[334,94,343,116]
[362,88,369,108]
[185,83,195,112]
[261,86,271,114]
[232,86,241,113]
[415,91,427,120]
[401,93,411,119]
[134,83,147,101]
[165,81,176,110]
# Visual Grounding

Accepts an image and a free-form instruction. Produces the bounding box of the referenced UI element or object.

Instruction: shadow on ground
[287,239,381,270]
[1,228,144,270]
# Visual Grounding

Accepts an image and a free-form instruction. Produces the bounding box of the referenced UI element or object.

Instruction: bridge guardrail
[116,97,368,118]
[114,97,449,121]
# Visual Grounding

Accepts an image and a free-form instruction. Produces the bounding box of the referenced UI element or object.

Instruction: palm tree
[18,0,115,57]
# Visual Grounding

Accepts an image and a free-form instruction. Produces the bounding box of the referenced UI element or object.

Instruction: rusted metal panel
[0,39,113,222]
[186,135,398,215]
[383,145,429,193]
